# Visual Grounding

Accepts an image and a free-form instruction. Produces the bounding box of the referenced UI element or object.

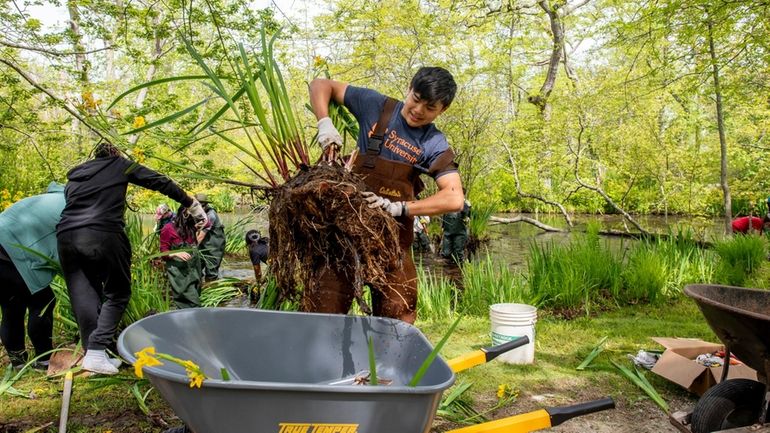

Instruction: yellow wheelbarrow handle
[445,398,615,433]
[446,336,530,373]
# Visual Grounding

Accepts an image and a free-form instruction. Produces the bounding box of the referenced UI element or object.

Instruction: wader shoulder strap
[427,148,459,177]
[363,97,398,169]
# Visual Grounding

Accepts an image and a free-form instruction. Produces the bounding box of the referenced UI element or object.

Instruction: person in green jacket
[441,198,471,263]
[0,182,64,370]
[160,205,203,309]
[195,193,225,281]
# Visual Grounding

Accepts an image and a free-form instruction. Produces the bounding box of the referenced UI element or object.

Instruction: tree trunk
[66,0,88,84]
[707,18,732,234]
[528,0,565,119]
[67,0,88,146]
[129,12,164,146]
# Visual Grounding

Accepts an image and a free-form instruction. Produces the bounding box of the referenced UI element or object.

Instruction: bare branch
[0,57,111,142]
[569,114,650,235]
[502,140,574,227]
[0,39,114,56]
[562,0,591,16]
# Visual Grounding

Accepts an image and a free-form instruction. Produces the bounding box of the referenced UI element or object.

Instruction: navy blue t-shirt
[344,86,457,179]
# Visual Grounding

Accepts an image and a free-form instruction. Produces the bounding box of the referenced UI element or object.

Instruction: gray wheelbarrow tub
[118,308,455,433]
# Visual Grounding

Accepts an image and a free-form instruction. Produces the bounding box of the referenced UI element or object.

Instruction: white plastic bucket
[489,303,537,364]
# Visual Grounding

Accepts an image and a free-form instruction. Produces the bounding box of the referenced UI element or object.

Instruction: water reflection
[139,211,727,278]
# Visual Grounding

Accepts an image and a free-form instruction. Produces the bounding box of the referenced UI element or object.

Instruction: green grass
[527,224,622,313]
[468,201,496,240]
[714,234,766,286]
[459,256,528,316]
[0,298,730,432]
[417,264,457,322]
[621,246,667,304]
[199,278,245,307]
[224,215,255,255]
[425,298,714,430]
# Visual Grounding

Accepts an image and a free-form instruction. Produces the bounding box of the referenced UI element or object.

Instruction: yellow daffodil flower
[132,116,146,128]
[133,346,208,388]
[133,347,163,379]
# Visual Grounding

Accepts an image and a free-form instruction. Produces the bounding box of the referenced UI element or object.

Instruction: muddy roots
[268,164,402,312]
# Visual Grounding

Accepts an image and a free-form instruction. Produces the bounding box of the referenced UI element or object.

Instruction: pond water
[142,211,728,279]
[142,210,724,279]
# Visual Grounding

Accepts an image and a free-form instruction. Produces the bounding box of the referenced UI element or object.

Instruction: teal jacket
[0,182,65,294]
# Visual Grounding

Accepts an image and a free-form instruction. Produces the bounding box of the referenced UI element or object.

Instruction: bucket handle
[447,336,530,373]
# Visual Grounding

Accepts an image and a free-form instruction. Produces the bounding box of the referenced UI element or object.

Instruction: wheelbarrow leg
[760,359,770,425]
[721,347,731,383]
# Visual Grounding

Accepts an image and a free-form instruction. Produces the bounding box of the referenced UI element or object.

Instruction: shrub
[714,235,766,286]
[459,255,528,316]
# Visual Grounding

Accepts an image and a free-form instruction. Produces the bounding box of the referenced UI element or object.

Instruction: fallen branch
[489,216,712,247]
[570,114,650,235]
[490,215,567,232]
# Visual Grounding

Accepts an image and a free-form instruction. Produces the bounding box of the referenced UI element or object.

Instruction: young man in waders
[307,67,465,324]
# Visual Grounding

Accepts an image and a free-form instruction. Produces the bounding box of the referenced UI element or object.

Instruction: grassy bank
[0,299,713,432]
[417,228,770,322]
[2,223,768,431]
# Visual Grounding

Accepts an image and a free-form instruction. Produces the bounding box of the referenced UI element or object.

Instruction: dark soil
[268,164,402,311]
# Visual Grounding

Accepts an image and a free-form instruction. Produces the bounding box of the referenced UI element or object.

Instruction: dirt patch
[433,385,695,433]
[1,408,179,433]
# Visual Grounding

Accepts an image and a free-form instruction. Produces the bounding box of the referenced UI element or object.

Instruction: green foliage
[467,201,495,240]
[416,264,456,322]
[436,381,486,424]
[527,224,622,314]
[621,246,667,304]
[714,235,767,286]
[224,215,254,255]
[122,214,172,324]
[459,256,528,316]
[255,275,297,311]
[199,278,244,307]
[1,0,769,217]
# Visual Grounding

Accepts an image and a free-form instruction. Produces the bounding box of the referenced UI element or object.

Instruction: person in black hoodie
[56,142,207,375]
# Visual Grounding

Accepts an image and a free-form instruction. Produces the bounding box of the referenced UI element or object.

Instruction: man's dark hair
[409,67,457,108]
[93,141,121,158]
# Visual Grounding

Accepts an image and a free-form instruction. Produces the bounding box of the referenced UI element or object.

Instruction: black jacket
[249,238,269,265]
[57,156,192,234]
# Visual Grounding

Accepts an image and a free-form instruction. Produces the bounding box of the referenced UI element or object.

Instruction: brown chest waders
[301,97,456,323]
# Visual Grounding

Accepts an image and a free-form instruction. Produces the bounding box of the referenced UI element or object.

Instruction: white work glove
[317,117,343,162]
[361,191,408,217]
[188,199,208,229]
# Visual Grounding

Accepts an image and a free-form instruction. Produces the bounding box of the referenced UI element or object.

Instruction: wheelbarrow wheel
[691,378,765,433]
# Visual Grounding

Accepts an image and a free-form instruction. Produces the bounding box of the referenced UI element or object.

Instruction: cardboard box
[651,337,758,396]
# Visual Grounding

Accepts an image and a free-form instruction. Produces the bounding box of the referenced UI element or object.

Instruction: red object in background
[731,216,763,233]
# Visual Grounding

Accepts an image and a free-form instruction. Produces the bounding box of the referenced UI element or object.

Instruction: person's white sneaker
[108,356,122,368]
[82,350,119,375]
